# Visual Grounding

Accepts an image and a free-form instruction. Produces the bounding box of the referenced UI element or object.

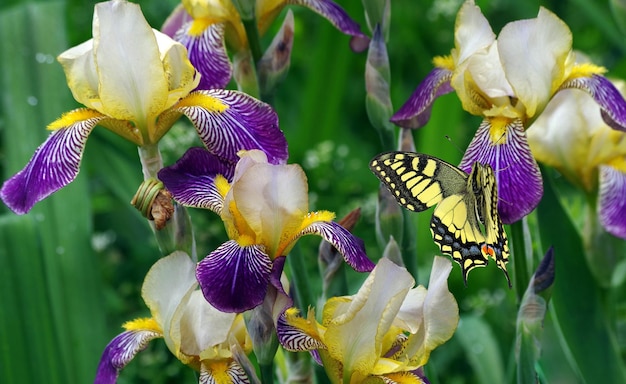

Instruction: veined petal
[92,0,169,122]
[286,0,367,39]
[162,4,193,38]
[174,21,232,90]
[94,328,162,384]
[598,164,626,239]
[200,360,250,384]
[158,147,235,213]
[173,90,288,164]
[560,74,626,132]
[277,308,326,352]
[498,7,573,118]
[390,67,453,129]
[459,118,543,223]
[196,240,272,313]
[0,109,106,214]
[298,221,375,272]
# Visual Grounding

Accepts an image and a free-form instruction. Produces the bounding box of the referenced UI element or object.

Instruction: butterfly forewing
[370,151,510,286]
[369,152,466,212]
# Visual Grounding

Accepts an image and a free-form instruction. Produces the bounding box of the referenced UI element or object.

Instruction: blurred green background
[1,0,625,383]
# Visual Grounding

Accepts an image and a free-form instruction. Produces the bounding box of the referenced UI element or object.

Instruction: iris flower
[277,256,459,384]
[390,0,626,223]
[158,148,375,313]
[528,82,626,239]
[95,251,253,384]
[161,0,368,90]
[0,0,287,215]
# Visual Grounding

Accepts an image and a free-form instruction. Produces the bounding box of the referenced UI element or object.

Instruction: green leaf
[536,169,626,383]
[0,2,106,383]
[455,315,507,384]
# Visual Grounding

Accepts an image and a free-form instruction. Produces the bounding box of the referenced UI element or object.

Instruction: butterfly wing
[369,152,467,212]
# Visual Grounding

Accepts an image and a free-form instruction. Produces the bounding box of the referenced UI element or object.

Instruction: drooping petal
[200,360,250,384]
[497,7,573,118]
[280,0,367,40]
[560,74,626,132]
[0,109,107,214]
[196,240,272,313]
[390,67,454,129]
[459,118,543,223]
[298,221,375,272]
[277,308,326,352]
[162,4,192,37]
[94,328,161,384]
[158,147,235,213]
[174,21,232,90]
[172,90,288,164]
[92,0,169,122]
[598,164,626,239]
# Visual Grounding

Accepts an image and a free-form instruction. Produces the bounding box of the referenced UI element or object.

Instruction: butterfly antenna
[445,135,466,155]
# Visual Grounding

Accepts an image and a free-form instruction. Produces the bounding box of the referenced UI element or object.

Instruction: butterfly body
[370,151,510,286]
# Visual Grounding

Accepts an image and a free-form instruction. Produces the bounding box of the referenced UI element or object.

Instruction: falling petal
[561,74,626,132]
[174,21,232,90]
[298,221,374,272]
[0,110,107,214]
[459,119,543,223]
[158,147,235,213]
[286,0,367,40]
[200,360,250,384]
[196,240,273,312]
[94,328,161,384]
[598,165,626,239]
[173,90,288,164]
[390,67,453,129]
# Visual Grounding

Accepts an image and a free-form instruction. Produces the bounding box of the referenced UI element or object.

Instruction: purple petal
[161,4,192,38]
[459,119,543,224]
[176,90,288,165]
[598,165,626,239]
[276,310,325,352]
[390,67,454,129]
[291,0,367,39]
[196,240,272,313]
[298,221,375,272]
[561,74,626,132]
[158,147,235,212]
[174,22,232,90]
[95,329,161,384]
[1,111,104,214]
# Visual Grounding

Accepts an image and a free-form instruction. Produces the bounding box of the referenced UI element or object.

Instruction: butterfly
[369,151,510,287]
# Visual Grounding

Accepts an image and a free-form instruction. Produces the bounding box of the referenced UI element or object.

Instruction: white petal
[452,0,495,65]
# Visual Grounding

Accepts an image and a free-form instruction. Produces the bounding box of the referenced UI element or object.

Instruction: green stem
[242,18,263,65]
[137,144,196,258]
[288,245,314,310]
[510,219,530,302]
[259,361,274,384]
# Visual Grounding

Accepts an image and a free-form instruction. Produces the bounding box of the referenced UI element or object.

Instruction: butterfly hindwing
[370,151,510,286]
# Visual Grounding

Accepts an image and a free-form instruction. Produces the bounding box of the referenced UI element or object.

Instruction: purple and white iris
[0,0,287,215]
[158,148,375,313]
[390,0,626,224]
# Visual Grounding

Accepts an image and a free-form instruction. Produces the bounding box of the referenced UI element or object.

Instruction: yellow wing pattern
[369,152,510,286]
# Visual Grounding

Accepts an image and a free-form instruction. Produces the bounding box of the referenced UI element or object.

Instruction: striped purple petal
[390,67,454,129]
[1,110,105,214]
[200,360,250,384]
[561,74,626,132]
[598,165,626,239]
[459,119,543,224]
[290,0,367,39]
[196,240,273,313]
[158,147,235,212]
[277,310,326,352]
[161,4,192,38]
[174,22,232,90]
[175,90,288,165]
[94,328,161,384]
[298,221,374,272]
